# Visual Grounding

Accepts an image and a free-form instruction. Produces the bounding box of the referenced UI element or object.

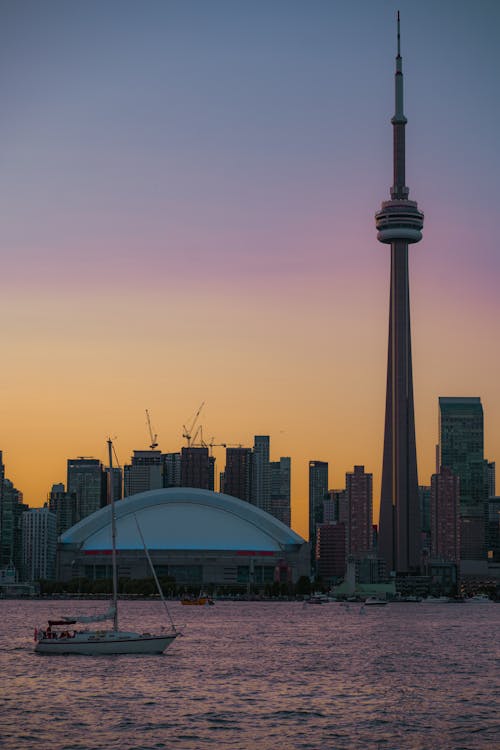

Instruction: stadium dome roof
[60,487,305,552]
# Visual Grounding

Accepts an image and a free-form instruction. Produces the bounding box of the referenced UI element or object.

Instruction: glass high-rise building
[309,461,329,570]
[270,457,291,527]
[67,458,106,522]
[48,484,77,537]
[22,507,57,581]
[163,452,182,488]
[439,397,490,561]
[439,397,489,509]
[251,436,271,513]
[0,452,28,574]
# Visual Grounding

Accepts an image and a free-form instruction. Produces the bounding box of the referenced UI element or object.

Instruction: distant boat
[305,594,328,605]
[34,440,180,655]
[364,597,388,606]
[467,594,493,604]
[181,594,214,606]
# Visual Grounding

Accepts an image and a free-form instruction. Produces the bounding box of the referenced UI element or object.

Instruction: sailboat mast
[108,438,119,632]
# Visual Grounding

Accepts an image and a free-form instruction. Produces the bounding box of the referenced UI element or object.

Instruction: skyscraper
[105,467,123,503]
[309,460,328,569]
[486,496,500,562]
[0,453,28,576]
[180,446,214,490]
[346,466,373,559]
[22,507,57,581]
[316,523,346,581]
[270,456,291,527]
[48,483,77,537]
[430,466,460,565]
[163,452,182,488]
[124,450,163,497]
[487,462,496,499]
[439,397,489,561]
[67,458,106,521]
[376,15,423,574]
[224,447,253,503]
[252,436,271,513]
[439,397,488,508]
[418,484,431,552]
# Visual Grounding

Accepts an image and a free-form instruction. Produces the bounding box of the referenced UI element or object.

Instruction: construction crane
[208,440,246,456]
[190,424,208,448]
[145,409,159,450]
[182,401,205,447]
[208,438,226,457]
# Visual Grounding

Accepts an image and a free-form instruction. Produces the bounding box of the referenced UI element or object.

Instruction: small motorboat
[364,596,388,606]
[181,594,214,606]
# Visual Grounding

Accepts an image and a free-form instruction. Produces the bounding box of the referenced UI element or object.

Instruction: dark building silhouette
[181,447,214,490]
[252,436,270,513]
[486,497,500,562]
[419,485,431,553]
[439,397,489,509]
[270,457,291,527]
[105,467,123,503]
[224,447,252,503]
[316,523,346,580]
[163,452,182,488]
[430,466,460,565]
[487,461,496,498]
[124,450,162,497]
[67,458,106,522]
[309,460,328,570]
[48,483,77,537]
[346,466,373,558]
[223,440,290,527]
[376,15,423,574]
[439,397,490,560]
[0,452,28,574]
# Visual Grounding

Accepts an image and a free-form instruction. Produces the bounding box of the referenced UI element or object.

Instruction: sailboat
[34,440,180,655]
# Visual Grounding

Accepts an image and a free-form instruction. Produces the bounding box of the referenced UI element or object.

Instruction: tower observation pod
[376,13,423,575]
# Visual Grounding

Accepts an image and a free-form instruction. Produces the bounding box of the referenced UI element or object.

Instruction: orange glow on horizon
[2,270,499,541]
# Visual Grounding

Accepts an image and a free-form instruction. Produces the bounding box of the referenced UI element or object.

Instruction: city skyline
[1,1,500,540]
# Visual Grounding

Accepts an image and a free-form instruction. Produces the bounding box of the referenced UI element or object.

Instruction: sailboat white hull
[35,630,178,655]
[33,442,181,657]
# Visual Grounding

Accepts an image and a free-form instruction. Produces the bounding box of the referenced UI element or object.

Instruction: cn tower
[376,13,423,574]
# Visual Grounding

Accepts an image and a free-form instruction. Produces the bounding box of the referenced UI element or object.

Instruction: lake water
[1,599,499,749]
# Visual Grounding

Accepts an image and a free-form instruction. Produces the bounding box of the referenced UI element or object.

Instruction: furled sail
[61,605,116,624]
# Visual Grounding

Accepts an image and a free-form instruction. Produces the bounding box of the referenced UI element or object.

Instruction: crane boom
[182,401,205,447]
[145,409,159,451]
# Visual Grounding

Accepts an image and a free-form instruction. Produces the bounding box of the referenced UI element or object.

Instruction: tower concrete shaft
[375,14,423,574]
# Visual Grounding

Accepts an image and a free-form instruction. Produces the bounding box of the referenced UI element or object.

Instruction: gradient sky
[1,0,499,539]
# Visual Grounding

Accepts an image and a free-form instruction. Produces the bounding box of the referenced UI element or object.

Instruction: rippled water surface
[1,599,499,749]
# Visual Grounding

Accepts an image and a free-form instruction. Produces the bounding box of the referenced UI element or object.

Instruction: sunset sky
[1,0,499,539]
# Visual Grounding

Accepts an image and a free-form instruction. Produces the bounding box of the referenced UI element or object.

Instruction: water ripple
[0,600,499,749]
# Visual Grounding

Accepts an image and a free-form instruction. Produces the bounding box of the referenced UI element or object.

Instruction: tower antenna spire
[397,10,401,58]
[391,10,407,198]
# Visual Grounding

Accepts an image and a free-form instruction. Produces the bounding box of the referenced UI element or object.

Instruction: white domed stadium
[58,488,309,588]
